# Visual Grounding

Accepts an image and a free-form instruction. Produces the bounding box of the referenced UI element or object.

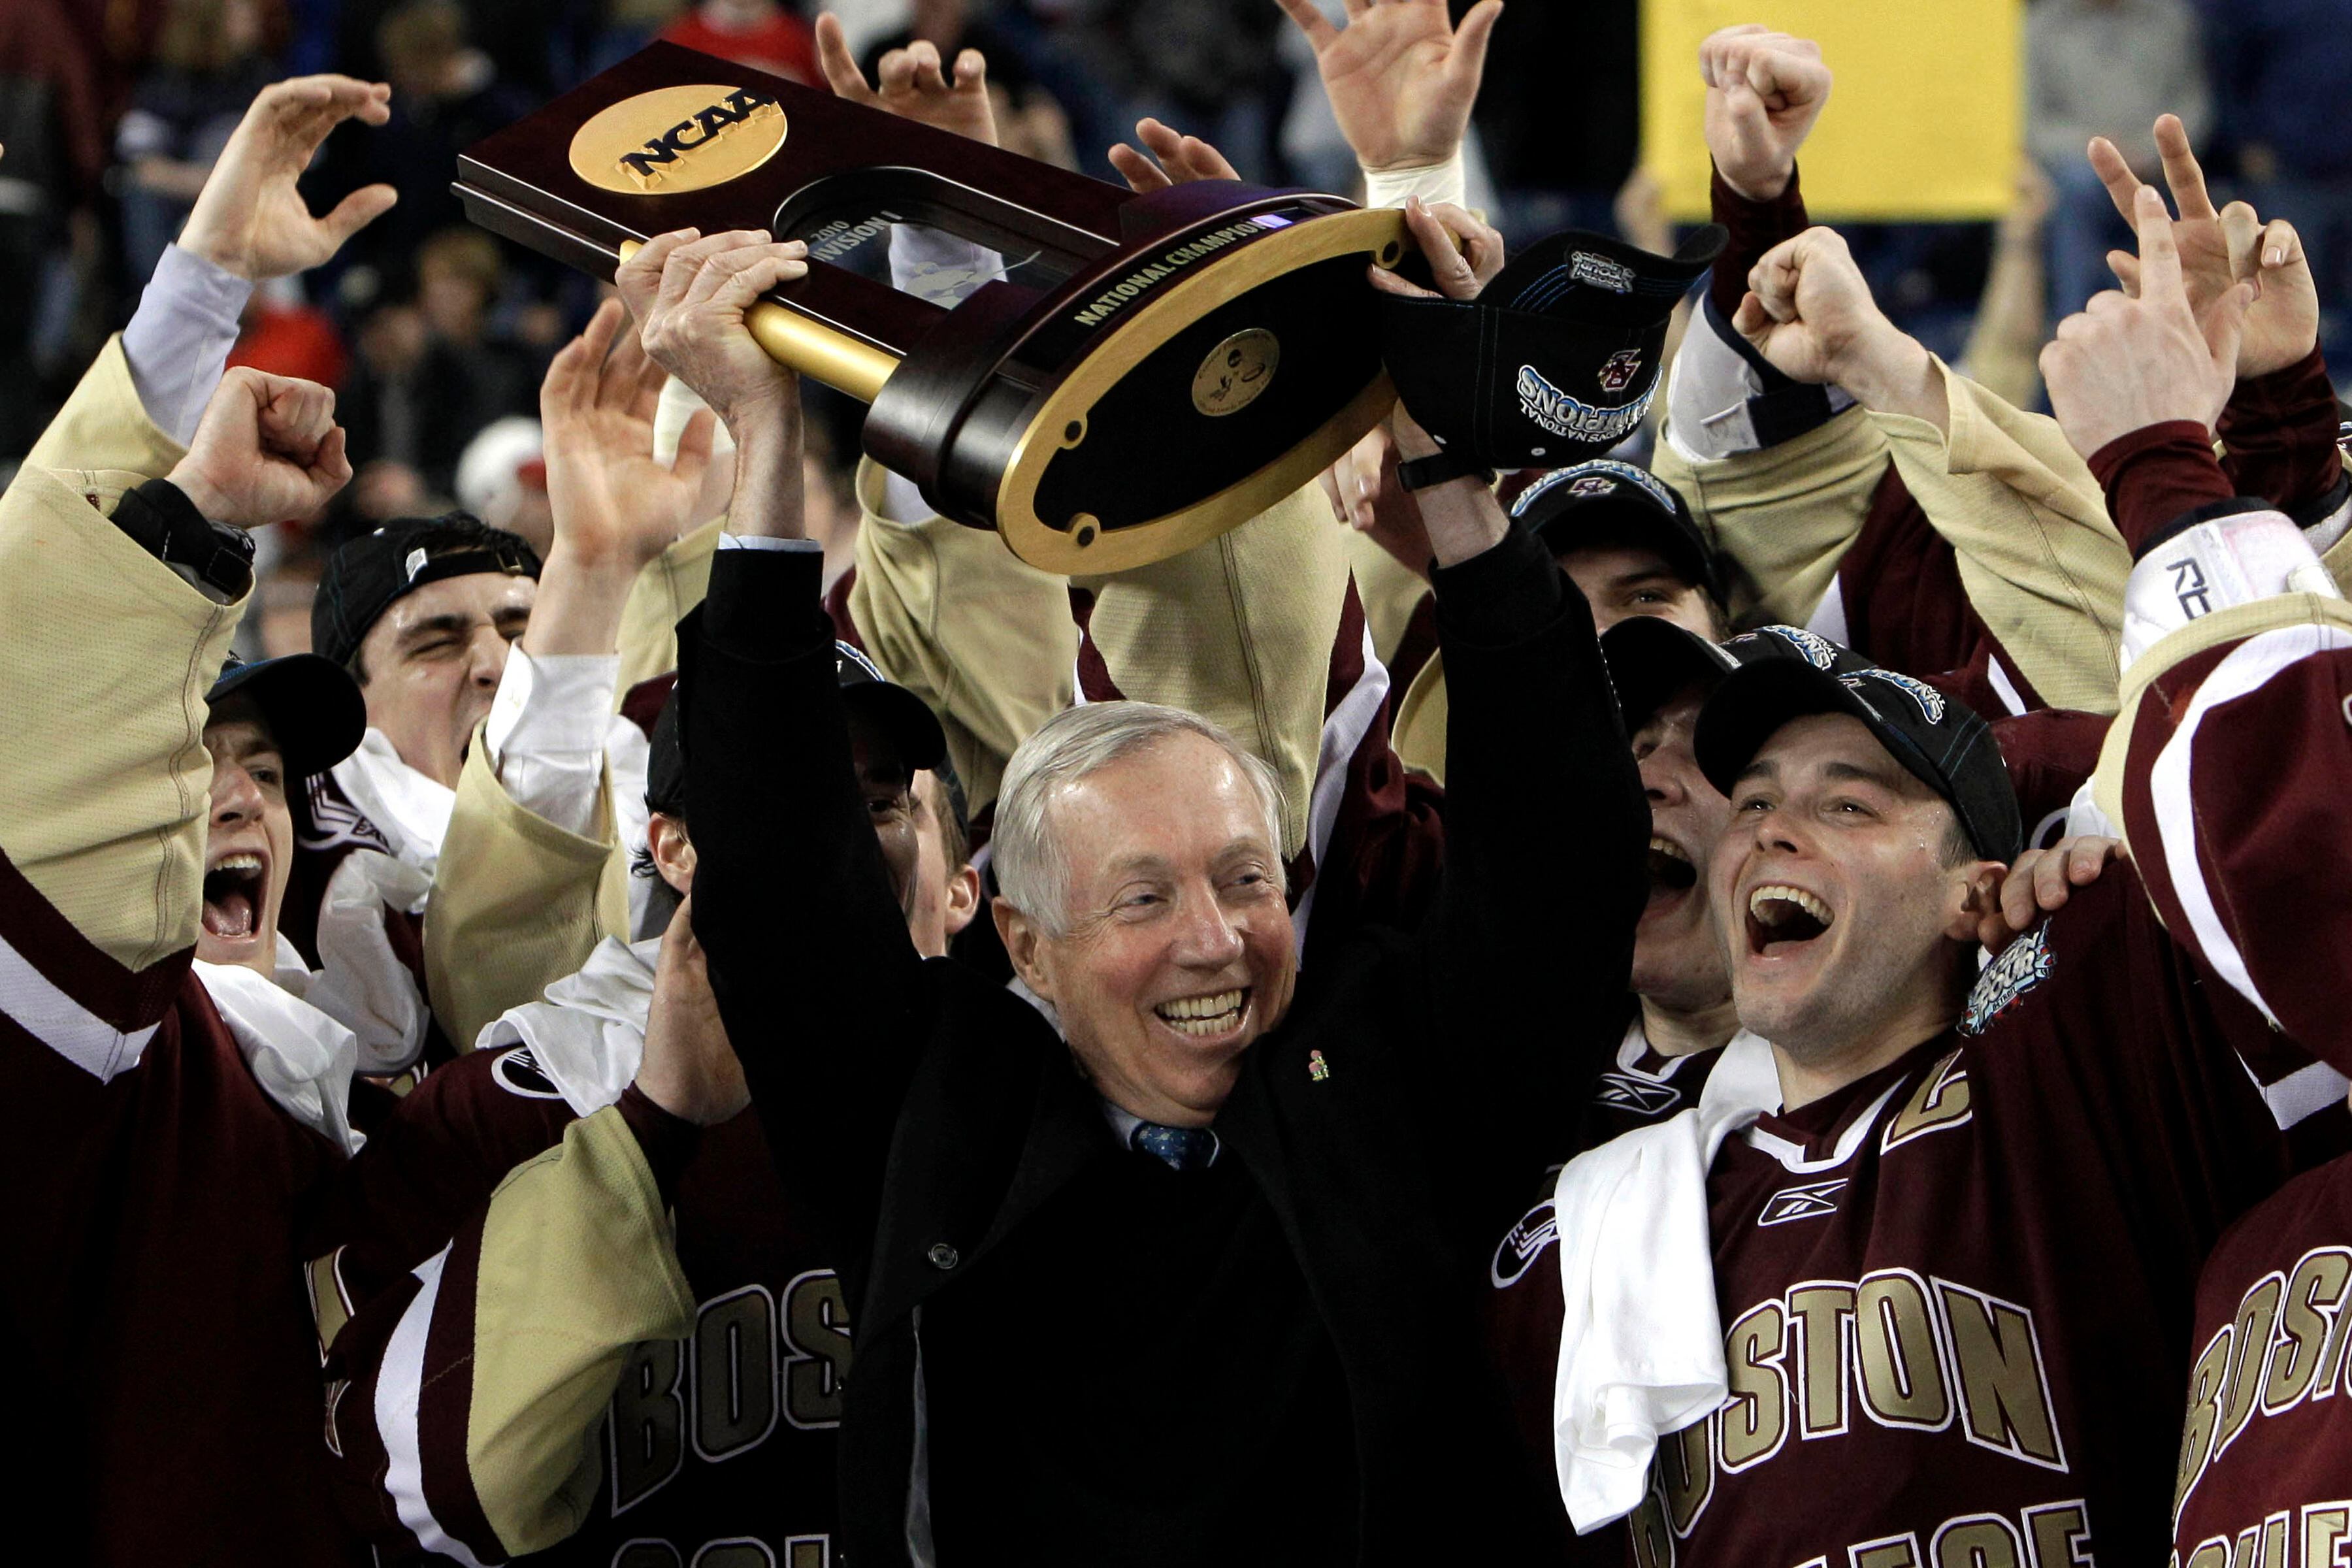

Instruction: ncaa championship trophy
[455,43,1409,571]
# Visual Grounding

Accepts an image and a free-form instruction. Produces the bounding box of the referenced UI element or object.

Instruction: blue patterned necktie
[1130,1121,1216,1172]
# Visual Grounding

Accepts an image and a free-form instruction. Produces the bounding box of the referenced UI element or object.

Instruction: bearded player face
[1708,713,1990,1072]
[199,697,297,975]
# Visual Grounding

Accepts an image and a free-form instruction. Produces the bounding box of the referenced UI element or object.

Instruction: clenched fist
[1701,25,1832,204]
[167,368,351,527]
[634,898,750,1127]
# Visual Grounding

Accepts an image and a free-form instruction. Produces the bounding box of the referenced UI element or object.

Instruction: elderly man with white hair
[624,219,1647,1567]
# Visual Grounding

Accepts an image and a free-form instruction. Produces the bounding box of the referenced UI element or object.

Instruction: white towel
[1551,1031,1781,1531]
[197,958,365,1157]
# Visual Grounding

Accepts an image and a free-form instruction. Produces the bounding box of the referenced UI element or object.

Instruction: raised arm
[1394,403,1646,1132]
[2046,184,2352,1070]
[424,301,714,1044]
[620,228,932,1253]
[3,367,345,987]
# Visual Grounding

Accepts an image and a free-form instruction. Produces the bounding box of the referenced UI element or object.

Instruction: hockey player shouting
[1546,183,2346,1565]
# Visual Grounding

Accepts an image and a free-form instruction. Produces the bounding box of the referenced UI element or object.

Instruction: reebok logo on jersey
[492,1045,567,1101]
[1963,923,2055,1036]
[1757,1178,1847,1226]
[1491,1198,1559,1288]
[1595,1071,1684,1117]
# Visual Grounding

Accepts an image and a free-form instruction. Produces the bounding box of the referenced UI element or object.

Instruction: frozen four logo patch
[1569,251,1637,294]
[1516,458,1679,519]
[1749,624,1839,670]
[1963,922,2054,1036]
[1846,667,1948,725]
[1514,365,1653,445]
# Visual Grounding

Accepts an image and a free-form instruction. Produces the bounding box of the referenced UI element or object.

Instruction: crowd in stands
[8,2,2352,1565]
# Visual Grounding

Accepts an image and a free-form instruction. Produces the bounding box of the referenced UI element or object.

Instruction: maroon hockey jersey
[323,1041,848,1566]
[1612,864,2338,1567]
[0,849,365,1566]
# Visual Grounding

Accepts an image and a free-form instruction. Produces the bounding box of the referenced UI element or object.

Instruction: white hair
[992,701,1286,938]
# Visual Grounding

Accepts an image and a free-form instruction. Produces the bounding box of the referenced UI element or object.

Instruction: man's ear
[650,813,698,896]
[994,897,1053,1000]
[944,864,983,938]
[1942,859,2006,944]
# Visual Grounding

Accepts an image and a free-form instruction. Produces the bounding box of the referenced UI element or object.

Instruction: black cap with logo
[1601,615,1800,736]
[1515,459,1721,600]
[1380,224,1725,479]
[644,642,947,819]
[205,653,368,779]
[1693,629,2023,862]
[312,513,543,670]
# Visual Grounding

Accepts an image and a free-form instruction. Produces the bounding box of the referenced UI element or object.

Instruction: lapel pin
[1308,1049,1331,1083]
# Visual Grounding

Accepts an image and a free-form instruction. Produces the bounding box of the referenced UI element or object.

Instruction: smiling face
[1558,542,1720,637]
[199,699,296,974]
[353,572,536,789]
[1631,684,1732,1017]
[996,731,1297,1128]
[1708,713,1997,1102]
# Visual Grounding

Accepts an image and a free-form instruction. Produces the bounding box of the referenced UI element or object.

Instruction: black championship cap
[643,642,947,818]
[312,513,542,670]
[1601,615,1797,736]
[1693,629,2023,862]
[1515,459,1721,599]
[1380,224,1727,481]
[206,653,368,779]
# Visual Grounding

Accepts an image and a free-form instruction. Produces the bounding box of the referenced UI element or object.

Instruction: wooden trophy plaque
[455,42,1407,572]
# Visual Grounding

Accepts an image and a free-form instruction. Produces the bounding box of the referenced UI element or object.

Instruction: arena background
[3,0,2344,654]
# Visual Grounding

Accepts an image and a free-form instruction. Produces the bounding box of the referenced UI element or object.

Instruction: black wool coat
[679,529,1647,1567]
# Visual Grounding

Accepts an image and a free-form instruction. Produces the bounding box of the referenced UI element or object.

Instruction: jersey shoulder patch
[1962,923,2055,1036]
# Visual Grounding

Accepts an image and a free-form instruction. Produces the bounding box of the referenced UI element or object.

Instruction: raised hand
[179,76,398,281]
[2043,185,2255,459]
[1107,118,1241,192]
[1733,225,1947,429]
[2087,114,2318,379]
[1976,835,2123,953]
[1321,419,1433,580]
[167,368,351,527]
[540,297,715,578]
[616,228,808,438]
[1364,194,1502,301]
[815,11,997,146]
[1273,0,1501,172]
[1731,226,1895,387]
[1700,25,1831,204]
[635,898,751,1126]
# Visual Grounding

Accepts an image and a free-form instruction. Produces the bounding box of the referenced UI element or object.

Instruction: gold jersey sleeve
[0,336,239,969]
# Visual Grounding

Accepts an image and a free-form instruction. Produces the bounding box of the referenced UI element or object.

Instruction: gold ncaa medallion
[1190,329,1281,417]
[568,84,789,195]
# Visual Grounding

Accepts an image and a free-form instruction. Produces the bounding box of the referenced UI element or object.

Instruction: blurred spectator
[1471,0,1633,240]
[115,0,285,289]
[2195,0,2352,367]
[321,0,532,291]
[335,226,538,527]
[0,0,111,456]
[1053,0,1288,181]
[454,414,553,557]
[2029,0,2210,323]
[661,0,821,84]
[225,274,350,387]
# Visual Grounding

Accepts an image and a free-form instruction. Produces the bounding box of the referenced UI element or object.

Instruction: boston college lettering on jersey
[1609,864,2330,1567]
[2172,1161,2352,1567]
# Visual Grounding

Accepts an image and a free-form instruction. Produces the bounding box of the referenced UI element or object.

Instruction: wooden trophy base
[456,44,1403,572]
